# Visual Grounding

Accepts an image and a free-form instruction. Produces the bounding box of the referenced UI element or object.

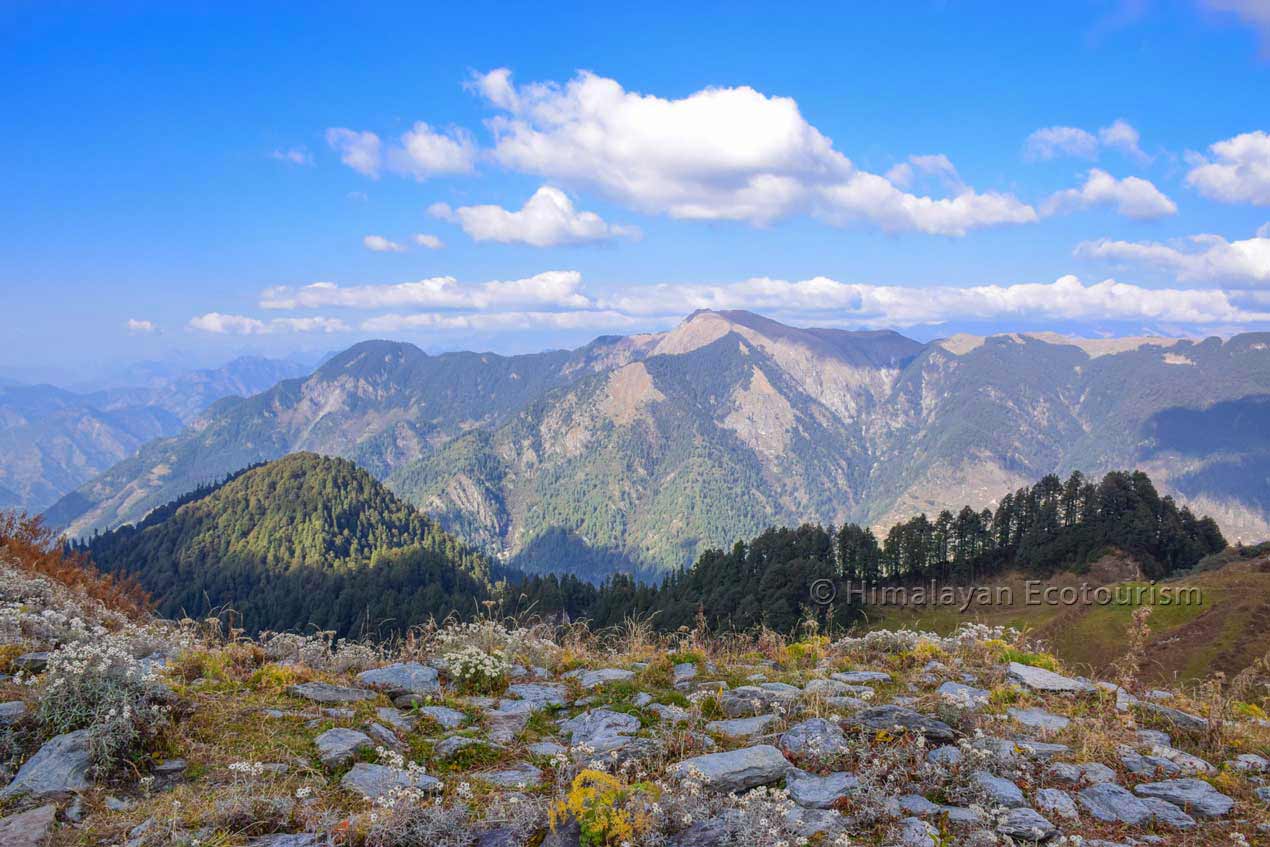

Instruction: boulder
[571,668,635,689]
[831,670,891,684]
[1006,662,1094,694]
[476,762,543,788]
[786,770,860,808]
[356,663,439,696]
[1,729,92,799]
[667,744,791,792]
[417,706,466,730]
[340,762,441,799]
[705,715,779,740]
[1034,788,1078,820]
[895,817,939,847]
[0,702,26,726]
[972,771,1026,808]
[1137,702,1208,733]
[375,707,418,733]
[1078,782,1153,825]
[1009,707,1070,734]
[287,682,375,704]
[996,806,1058,841]
[1139,797,1196,830]
[1134,778,1234,818]
[314,728,372,768]
[937,681,989,708]
[0,803,56,847]
[848,705,955,741]
[778,718,850,760]
[559,709,641,754]
[506,683,566,706]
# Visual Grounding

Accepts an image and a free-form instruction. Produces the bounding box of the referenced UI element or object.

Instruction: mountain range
[0,355,312,514]
[43,310,1270,580]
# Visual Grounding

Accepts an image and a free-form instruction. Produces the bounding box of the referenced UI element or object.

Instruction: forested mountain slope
[48,311,1270,580]
[78,452,492,636]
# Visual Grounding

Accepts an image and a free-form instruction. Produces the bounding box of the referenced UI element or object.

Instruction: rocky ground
[2,557,1270,846]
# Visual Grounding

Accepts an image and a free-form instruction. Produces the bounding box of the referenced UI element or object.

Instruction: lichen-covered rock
[778,718,850,759]
[287,682,375,704]
[0,803,56,847]
[996,806,1058,840]
[937,681,989,708]
[786,770,860,808]
[849,705,955,741]
[1139,796,1197,830]
[1078,782,1153,825]
[972,771,1025,808]
[1006,662,1094,693]
[1009,706,1070,733]
[559,709,641,753]
[704,714,779,740]
[1034,788,1078,820]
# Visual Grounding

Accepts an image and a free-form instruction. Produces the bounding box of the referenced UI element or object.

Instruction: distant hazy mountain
[0,356,310,513]
[44,311,1270,579]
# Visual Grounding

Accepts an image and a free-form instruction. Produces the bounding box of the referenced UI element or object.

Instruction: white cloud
[885,154,966,193]
[330,123,476,182]
[325,128,382,178]
[1076,229,1270,284]
[270,147,314,166]
[1042,169,1177,219]
[1098,119,1149,163]
[470,68,1036,235]
[413,233,444,249]
[125,318,158,335]
[1203,0,1270,56]
[363,235,406,253]
[1024,119,1148,162]
[446,186,641,246]
[1186,130,1270,205]
[360,309,644,333]
[598,274,1270,327]
[259,270,593,311]
[387,121,478,179]
[187,313,349,335]
[1025,126,1100,161]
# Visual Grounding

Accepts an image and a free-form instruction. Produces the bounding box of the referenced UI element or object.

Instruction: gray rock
[1,729,92,799]
[340,762,441,799]
[1147,744,1213,775]
[895,816,939,847]
[1119,745,1181,777]
[477,762,543,788]
[356,663,439,696]
[667,744,791,792]
[0,702,26,726]
[484,700,534,743]
[1045,762,1083,784]
[1009,707,1070,733]
[1014,740,1069,759]
[1139,796,1196,830]
[1006,662,1094,693]
[1034,787,1078,820]
[1078,782,1154,825]
[529,741,565,757]
[1080,762,1117,784]
[572,668,635,689]
[824,695,871,712]
[719,685,799,718]
[649,703,692,724]
[784,806,846,838]
[778,718,850,760]
[1134,778,1234,818]
[632,692,653,707]
[245,836,325,847]
[12,653,48,673]
[803,678,852,696]
[972,771,1026,808]
[1137,702,1208,733]
[315,728,372,768]
[474,829,521,847]
[434,735,491,759]
[1230,753,1269,773]
[927,745,962,766]
[1136,729,1171,747]
[1256,786,1270,803]
[417,705,466,730]
[705,715,779,740]
[849,705,955,741]
[507,683,566,706]
[365,722,405,752]
[673,663,698,688]
[0,803,56,847]
[786,770,860,808]
[831,670,891,684]
[996,806,1058,841]
[559,709,641,753]
[375,707,417,732]
[937,681,989,708]
[287,682,375,704]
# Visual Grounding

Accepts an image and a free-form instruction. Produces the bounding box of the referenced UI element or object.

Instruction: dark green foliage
[78,453,491,637]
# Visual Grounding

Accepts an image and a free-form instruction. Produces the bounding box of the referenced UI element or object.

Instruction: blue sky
[4,1,1270,383]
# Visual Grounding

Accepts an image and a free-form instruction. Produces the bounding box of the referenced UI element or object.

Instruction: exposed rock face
[1,729,92,799]
[1078,783,1154,825]
[786,770,860,809]
[559,709,641,753]
[778,718,851,760]
[667,745,791,792]
[1006,662,1095,694]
